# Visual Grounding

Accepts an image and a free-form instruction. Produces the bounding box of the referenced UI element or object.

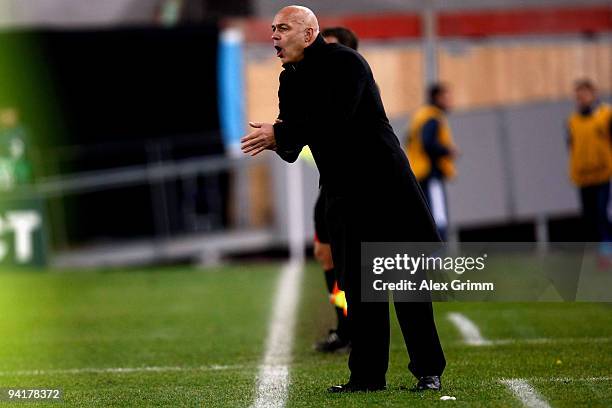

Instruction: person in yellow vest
[405,83,458,240]
[567,79,612,245]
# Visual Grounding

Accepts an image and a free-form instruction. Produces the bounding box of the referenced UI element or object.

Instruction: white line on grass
[490,377,612,387]
[447,312,491,346]
[491,336,612,346]
[452,336,612,347]
[0,364,241,377]
[252,260,303,408]
[500,379,551,408]
[523,376,612,383]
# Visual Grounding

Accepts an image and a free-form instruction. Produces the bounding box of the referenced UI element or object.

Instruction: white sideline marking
[492,377,612,387]
[447,312,491,346]
[531,376,612,383]
[491,336,612,346]
[453,336,612,347]
[500,379,551,408]
[252,261,303,408]
[0,364,240,377]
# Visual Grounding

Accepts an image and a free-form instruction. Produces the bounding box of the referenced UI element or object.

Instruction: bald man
[241,6,446,393]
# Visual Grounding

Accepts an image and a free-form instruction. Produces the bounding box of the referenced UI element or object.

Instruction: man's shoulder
[414,106,443,122]
[321,44,370,79]
[568,110,580,121]
[326,43,365,64]
[597,103,612,117]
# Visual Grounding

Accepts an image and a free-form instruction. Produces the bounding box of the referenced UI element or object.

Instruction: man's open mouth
[274,46,283,57]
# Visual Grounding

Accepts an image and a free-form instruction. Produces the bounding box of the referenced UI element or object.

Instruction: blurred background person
[566,79,612,255]
[0,107,33,191]
[320,26,358,50]
[311,26,359,353]
[405,83,458,240]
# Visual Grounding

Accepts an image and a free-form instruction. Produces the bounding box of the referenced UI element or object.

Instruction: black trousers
[579,181,611,242]
[326,194,446,384]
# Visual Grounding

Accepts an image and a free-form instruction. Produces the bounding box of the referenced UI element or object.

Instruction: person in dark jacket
[241,5,446,393]
[312,26,359,354]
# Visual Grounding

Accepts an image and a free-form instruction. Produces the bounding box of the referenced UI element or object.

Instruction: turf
[288,263,612,407]
[0,264,280,407]
[0,262,611,407]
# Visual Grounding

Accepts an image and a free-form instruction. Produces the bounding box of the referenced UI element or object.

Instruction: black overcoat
[273,34,440,277]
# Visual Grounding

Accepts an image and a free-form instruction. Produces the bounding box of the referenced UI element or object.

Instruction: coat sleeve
[273,50,369,161]
[274,69,306,163]
[275,145,302,163]
[274,122,305,163]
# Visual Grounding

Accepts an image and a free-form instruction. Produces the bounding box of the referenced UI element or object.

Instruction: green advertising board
[0,109,47,267]
[0,196,47,267]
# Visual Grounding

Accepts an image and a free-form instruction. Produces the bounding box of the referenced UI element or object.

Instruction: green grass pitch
[0,262,611,407]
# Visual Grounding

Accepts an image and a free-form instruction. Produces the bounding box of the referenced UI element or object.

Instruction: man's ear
[304,27,314,43]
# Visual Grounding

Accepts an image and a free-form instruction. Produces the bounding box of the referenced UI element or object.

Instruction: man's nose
[271,32,280,41]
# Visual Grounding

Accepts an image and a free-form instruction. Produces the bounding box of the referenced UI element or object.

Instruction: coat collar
[303,34,327,58]
[283,34,326,70]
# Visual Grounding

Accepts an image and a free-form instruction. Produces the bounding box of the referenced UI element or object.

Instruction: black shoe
[413,376,442,391]
[327,381,386,393]
[314,330,350,353]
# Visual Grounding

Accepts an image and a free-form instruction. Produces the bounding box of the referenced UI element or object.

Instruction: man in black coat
[241,5,446,392]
